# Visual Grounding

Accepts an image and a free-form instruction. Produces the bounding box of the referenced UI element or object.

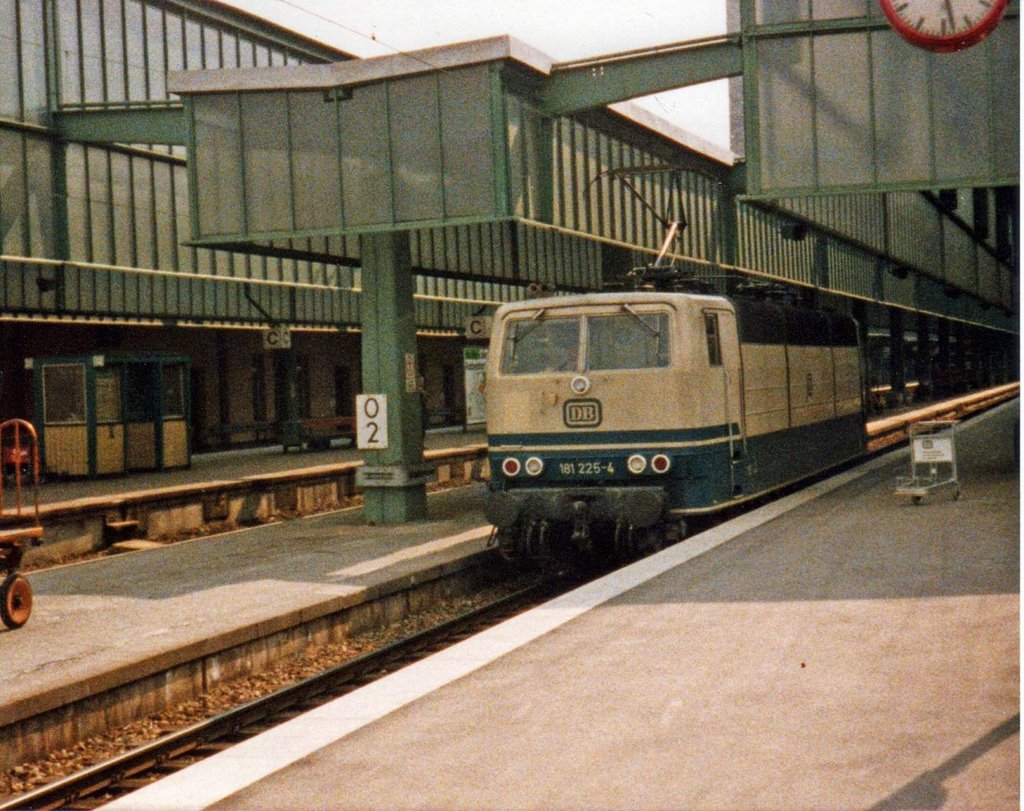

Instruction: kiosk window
[43,364,86,423]
[163,366,185,417]
[95,368,122,423]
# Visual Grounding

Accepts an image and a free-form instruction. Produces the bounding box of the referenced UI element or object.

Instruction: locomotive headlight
[627,454,647,474]
[524,456,544,476]
[651,454,672,474]
[501,457,522,477]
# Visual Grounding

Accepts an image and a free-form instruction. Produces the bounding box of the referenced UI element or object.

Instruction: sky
[219,0,732,150]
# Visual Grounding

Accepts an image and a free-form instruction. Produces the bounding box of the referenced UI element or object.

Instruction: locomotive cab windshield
[500,307,670,375]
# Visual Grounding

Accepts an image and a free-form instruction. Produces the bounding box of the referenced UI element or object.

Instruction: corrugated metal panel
[745,7,1019,196]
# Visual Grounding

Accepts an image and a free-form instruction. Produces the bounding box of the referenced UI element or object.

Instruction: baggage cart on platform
[895,420,961,505]
[0,418,42,629]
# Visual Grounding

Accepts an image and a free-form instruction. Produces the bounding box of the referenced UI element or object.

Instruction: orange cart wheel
[1,573,32,629]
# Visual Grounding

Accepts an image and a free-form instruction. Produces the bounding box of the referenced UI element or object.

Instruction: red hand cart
[0,419,43,629]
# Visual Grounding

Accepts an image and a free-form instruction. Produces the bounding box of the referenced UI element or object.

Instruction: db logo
[564,399,602,428]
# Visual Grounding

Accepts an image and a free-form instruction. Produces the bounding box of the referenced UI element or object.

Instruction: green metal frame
[52,105,188,146]
[358,231,428,522]
[539,35,743,115]
[738,0,1020,197]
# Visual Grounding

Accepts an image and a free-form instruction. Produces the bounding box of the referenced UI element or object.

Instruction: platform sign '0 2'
[356,394,388,450]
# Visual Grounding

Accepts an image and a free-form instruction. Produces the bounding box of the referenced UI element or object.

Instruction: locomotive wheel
[1,573,32,629]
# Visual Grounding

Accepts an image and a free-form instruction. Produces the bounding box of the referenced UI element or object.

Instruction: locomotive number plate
[555,459,616,478]
[563,398,602,427]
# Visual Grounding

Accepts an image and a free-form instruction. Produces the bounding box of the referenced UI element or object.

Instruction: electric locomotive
[484,282,866,560]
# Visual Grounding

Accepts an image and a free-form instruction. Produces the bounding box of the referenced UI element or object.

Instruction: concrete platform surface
[114,401,1018,811]
[13,426,486,508]
[0,485,493,726]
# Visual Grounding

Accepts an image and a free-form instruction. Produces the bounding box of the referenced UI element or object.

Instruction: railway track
[0,580,563,811]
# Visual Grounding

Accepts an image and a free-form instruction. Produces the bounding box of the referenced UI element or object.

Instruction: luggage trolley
[0,418,43,629]
[895,420,961,505]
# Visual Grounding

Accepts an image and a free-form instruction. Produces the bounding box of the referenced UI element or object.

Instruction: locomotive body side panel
[788,345,837,427]
[834,346,863,417]
[734,301,866,501]
[739,344,789,437]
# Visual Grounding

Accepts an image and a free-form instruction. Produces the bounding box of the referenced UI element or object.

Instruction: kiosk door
[124,363,158,471]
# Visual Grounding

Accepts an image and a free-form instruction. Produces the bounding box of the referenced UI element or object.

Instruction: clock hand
[944,0,956,26]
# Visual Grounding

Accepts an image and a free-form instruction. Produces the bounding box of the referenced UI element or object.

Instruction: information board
[912,436,953,463]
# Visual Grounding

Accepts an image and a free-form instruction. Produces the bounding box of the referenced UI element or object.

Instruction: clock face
[879,0,1010,52]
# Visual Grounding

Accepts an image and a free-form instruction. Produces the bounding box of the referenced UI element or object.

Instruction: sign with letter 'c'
[464,316,492,341]
[262,326,291,350]
[356,394,388,450]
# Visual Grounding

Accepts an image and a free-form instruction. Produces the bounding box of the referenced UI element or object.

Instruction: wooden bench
[283,416,356,452]
[204,421,277,449]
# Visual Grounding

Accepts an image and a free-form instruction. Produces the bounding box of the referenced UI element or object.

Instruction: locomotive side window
[705,312,723,366]
[586,313,670,370]
[501,316,580,374]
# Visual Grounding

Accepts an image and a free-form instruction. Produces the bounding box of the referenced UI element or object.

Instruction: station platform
[108,399,1018,811]
[0,483,494,736]
[13,426,487,508]
[1,425,490,569]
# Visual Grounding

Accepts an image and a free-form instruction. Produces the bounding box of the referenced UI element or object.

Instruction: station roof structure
[49,2,1011,333]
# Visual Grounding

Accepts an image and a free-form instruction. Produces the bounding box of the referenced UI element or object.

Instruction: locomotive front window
[586,313,670,370]
[501,316,580,374]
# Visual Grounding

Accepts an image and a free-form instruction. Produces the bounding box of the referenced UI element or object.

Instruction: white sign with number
[356,394,388,449]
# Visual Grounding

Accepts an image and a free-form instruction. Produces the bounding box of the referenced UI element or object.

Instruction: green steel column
[916,312,932,399]
[936,319,951,395]
[888,308,905,403]
[276,350,303,450]
[977,328,992,388]
[951,321,966,393]
[717,180,740,273]
[851,299,871,413]
[357,230,429,524]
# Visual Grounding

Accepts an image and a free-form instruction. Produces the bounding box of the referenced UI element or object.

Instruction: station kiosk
[28,352,191,478]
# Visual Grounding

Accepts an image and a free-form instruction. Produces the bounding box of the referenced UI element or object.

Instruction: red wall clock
[878,0,1010,52]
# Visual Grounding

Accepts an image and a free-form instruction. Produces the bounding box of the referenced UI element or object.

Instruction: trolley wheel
[1,573,32,629]
[912,496,922,505]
